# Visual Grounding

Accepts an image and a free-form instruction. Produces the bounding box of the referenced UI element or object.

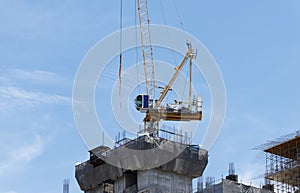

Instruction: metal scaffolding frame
[263,132,300,193]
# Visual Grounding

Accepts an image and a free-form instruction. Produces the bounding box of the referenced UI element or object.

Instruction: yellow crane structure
[137,0,156,99]
[134,0,202,133]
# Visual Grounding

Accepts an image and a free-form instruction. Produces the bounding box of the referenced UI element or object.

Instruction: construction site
[74,0,300,193]
[75,134,208,193]
[75,0,208,192]
[75,133,300,193]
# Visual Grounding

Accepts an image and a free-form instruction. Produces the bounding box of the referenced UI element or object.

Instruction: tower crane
[137,0,156,99]
[134,0,202,134]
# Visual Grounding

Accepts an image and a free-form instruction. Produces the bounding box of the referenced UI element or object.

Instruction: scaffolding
[263,131,300,193]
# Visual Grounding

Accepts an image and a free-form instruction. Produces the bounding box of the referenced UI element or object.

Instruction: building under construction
[262,131,300,192]
[196,163,274,193]
[197,178,274,193]
[75,0,207,192]
[75,133,208,193]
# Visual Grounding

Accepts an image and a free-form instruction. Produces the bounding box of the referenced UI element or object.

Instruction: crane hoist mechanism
[132,0,202,133]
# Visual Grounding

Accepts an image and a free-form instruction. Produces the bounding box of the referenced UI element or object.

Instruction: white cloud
[11,135,43,162]
[6,69,60,83]
[0,86,71,110]
[238,162,264,187]
[0,0,117,40]
[0,69,72,110]
[0,75,8,82]
[0,69,70,87]
[0,134,43,175]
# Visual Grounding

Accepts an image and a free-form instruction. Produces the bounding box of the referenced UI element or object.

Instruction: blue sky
[1,0,300,192]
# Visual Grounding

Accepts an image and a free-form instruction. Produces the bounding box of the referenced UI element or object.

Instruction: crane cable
[159,0,177,104]
[160,0,190,103]
[172,0,185,31]
[159,0,178,66]
[159,0,189,103]
[170,0,190,101]
[119,0,123,109]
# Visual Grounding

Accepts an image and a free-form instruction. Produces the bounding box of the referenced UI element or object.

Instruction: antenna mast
[63,179,69,193]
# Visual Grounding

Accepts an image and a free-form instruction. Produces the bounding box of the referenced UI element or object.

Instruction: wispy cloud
[1,68,69,86]
[0,75,9,82]
[12,135,43,162]
[0,134,43,175]
[0,86,71,110]
[238,161,265,187]
[6,69,61,83]
[0,0,117,40]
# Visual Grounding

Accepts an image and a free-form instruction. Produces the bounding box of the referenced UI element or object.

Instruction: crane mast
[137,0,156,99]
[134,1,202,135]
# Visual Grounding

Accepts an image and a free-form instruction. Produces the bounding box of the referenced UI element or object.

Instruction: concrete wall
[199,179,275,193]
[198,183,222,193]
[76,138,208,192]
[114,172,137,193]
[137,169,193,193]
[85,185,104,193]
[114,176,126,193]
[85,183,113,193]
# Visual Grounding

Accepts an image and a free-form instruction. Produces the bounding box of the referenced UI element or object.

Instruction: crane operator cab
[135,94,151,113]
